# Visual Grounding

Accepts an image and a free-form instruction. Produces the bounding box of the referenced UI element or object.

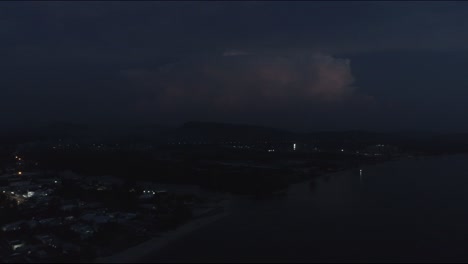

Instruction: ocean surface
[142,155,468,262]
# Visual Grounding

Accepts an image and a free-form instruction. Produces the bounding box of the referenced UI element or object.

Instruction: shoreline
[92,156,403,263]
[94,200,231,263]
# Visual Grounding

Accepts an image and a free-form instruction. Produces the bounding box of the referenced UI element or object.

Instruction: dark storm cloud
[2,1,468,131]
[120,51,377,129]
[122,52,361,107]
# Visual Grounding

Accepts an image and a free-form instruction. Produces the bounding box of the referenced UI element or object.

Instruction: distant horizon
[4,119,466,136]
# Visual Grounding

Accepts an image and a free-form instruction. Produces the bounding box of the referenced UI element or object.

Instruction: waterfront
[95,202,230,263]
[142,154,468,262]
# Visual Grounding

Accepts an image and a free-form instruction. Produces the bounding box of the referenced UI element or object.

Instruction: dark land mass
[4,121,468,196]
[2,122,468,262]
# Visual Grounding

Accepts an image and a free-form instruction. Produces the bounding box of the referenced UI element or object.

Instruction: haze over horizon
[3,2,468,133]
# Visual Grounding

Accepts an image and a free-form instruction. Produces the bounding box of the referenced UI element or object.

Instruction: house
[35,234,61,249]
[112,212,137,223]
[81,213,113,225]
[80,212,114,230]
[2,221,26,232]
[38,218,63,228]
[9,240,26,251]
[60,204,78,212]
[70,223,95,240]
[138,192,155,200]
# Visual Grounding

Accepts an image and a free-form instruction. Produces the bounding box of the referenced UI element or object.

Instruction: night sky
[2,1,468,132]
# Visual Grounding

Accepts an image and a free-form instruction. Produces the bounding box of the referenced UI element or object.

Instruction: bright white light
[293,143,296,151]
[341,149,344,152]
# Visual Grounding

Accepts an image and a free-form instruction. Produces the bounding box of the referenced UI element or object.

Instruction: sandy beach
[95,201,230,263]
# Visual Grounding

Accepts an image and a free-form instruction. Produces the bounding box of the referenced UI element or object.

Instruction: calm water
[143,155,468,263]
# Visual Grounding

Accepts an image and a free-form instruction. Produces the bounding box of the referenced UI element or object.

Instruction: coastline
[94,200,231,263]
[93,157,400,263]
